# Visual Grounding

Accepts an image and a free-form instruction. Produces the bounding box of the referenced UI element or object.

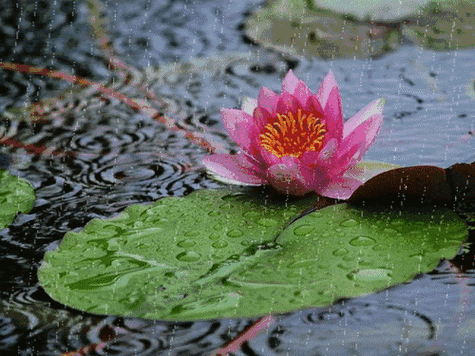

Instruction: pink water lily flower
[202,70,385,199]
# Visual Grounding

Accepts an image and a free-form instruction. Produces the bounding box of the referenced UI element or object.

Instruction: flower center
[259,109,327,158]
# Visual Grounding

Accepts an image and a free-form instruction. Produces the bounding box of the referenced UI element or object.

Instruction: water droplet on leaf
[349,236,376,246]
[227,229,244,237]
[176,251,201,262]
[212,241,228,249]
[177,240,196,248]
[294,225,315,236]
[340,219,358,227]
[333,248,348,256]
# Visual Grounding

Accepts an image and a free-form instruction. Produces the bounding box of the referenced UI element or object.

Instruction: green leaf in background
[0,170,35,228]
[38,188,467,321]
[245,0,475,60]
[308,0,431,22]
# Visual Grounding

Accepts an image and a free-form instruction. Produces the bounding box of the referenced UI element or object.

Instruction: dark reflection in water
[0,0,474,355]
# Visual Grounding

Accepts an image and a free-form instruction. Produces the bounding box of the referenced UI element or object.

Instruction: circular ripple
[0,0,111,112]
[85,155,182,187]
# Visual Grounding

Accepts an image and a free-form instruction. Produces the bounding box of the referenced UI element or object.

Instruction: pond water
[0,0,474,355]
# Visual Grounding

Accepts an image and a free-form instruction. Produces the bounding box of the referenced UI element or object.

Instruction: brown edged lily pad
[446,161,475,201]
[349,163,475,206]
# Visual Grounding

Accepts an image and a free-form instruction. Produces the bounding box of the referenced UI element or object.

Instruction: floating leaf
[0,170,35,229]
[349,165,453,205]
[244,1,400,60]
[307,0,431,22]
[38,188,467,321]
[402,1,475,51]
[446,161,475,202]
[349,161,475,206]
[245,0,475,60]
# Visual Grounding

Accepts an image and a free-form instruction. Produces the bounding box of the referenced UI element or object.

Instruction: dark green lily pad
[0,170,35,228]
[38,188,467,321]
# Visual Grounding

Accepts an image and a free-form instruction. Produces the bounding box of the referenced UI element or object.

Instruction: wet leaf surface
[0,170,35,229]
[39,188,467,321]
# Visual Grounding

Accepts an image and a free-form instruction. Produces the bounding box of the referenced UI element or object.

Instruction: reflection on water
[0,0,474,354]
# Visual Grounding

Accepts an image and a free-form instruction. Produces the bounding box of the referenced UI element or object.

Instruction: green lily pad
[245,0,475,60]
[402,1,475,51]
[39,188,467,321]
[0,170,35,228]
[244,0,401,60]
[308,0,431,22]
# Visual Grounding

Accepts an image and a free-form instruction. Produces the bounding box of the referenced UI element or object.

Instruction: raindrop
[177,240,196,248]
[176,251,201,262]
[358,260,372,266]
[333,248,348,256]
[208,232,221,240]
[293,224,315,236]
[212,241,228,249]
[213,223,224,231]
[349,236,376,246]
[227,229,244,237]
[340,218,358,227]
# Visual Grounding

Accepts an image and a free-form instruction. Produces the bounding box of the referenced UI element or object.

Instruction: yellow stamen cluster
[260,109,327,158]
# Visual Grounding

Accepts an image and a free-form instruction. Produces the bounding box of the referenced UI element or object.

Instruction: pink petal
[220,108,256,152]
[300,151,321,168]
[257,87,280,114]
[340,113,383,165]
[320,87,343,141]
[202,153,266,185]
[252,106,273,132]
[316,70,338,109]
[306,96,342,144]
[317,138,339,165]
[281,70,300,94]
[316,175,363,200]
[258,146,281,167]
[304,96,324,118]
[275,93,301,115]
[298,139,339,173]
[265,157,314,196]
[293,81,312,105]
[334,141,365,175]
[241,98,258,116]
[343,98,385,139]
